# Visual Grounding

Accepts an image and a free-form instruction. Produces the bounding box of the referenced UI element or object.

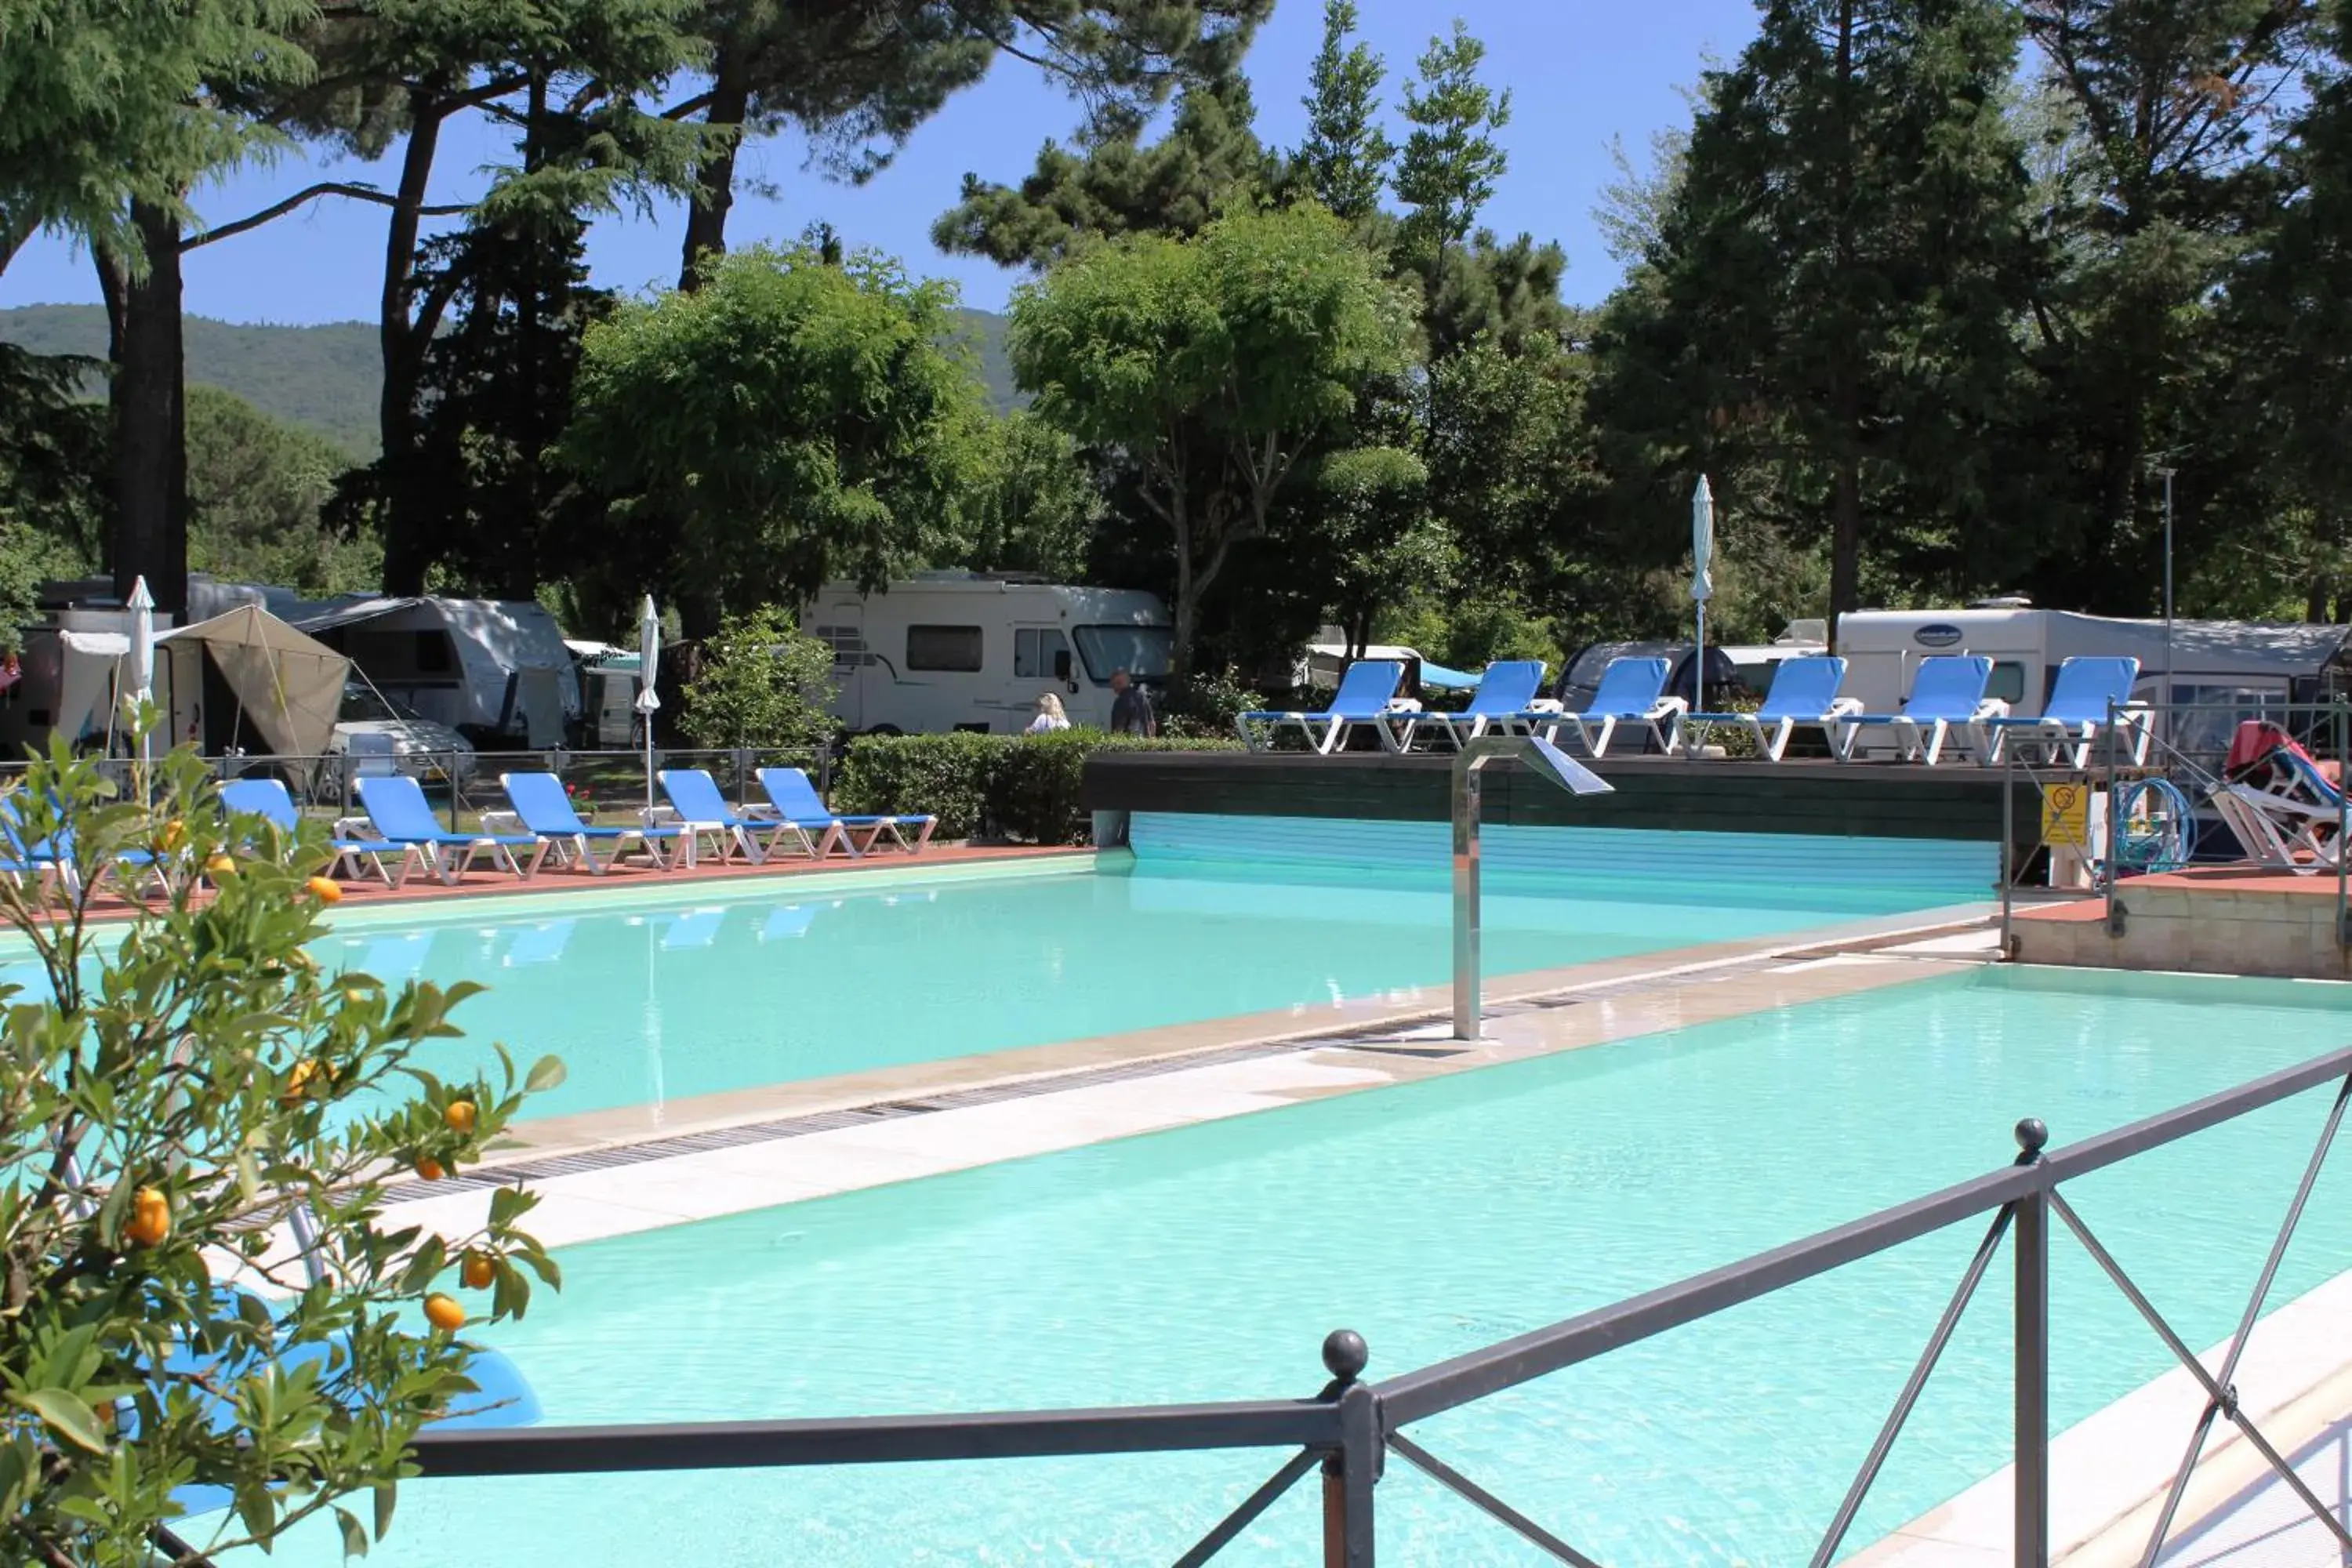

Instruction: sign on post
[2041,782,2091,849]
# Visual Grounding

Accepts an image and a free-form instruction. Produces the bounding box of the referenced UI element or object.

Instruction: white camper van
[803,574,1173,734]
[1835,608,2352,759]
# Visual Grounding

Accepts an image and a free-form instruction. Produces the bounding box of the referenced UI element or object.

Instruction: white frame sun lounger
[1238,660,1414,754]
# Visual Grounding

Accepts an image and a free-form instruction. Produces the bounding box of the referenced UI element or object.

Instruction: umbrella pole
[1693,602,1706,753]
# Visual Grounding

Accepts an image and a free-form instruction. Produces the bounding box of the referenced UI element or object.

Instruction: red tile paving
[47,842,1090,925]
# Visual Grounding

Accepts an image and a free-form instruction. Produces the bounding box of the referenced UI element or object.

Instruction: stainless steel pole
[1452,760,1483,1040]
[2161,467,2176,742]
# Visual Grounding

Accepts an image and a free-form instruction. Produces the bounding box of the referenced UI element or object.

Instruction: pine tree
[1394,20,1511,272]
[1624,0,2035,618]
[1294,0,1393,223]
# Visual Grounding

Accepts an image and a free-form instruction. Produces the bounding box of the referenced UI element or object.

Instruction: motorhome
[293,597,579,746]
[802,574,1172,734]
[1834,608,2352,759]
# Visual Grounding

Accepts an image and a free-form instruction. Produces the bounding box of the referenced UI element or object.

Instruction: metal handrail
[397,1039,2352,1566]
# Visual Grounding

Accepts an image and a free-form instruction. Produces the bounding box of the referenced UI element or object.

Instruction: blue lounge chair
[501,771,680,874]
[1389,660,1554,752]
[1535,656,1685,758]
[1841,655,2005,765]
[1683,655,1862,762]
[658,768,843,865]
[355,775,546,884]
[753,766,935,855]
[1237,659,1411,754]
[2212,724,2344,873]
[220,776,419,886]
[0,792,170,899]
[1979,656,2147,769]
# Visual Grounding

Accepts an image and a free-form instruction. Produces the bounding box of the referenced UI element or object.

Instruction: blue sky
[0,0,1759,325]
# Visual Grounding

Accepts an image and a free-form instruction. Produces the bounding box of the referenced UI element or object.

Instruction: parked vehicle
[801,573,1172,734]
[323,682,477,786]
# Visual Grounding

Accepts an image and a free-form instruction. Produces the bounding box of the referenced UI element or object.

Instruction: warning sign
[2041,782,2090,848]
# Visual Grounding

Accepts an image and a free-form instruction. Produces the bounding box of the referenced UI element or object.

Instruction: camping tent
[160,605,350,757]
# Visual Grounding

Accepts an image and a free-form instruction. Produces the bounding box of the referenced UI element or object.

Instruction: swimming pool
[241,965,2352,1565]
[0,823,1982,1131]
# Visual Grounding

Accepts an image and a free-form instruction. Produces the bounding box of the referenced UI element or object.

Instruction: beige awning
[161,605,351,756]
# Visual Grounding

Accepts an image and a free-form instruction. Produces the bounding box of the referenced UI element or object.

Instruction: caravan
[294,598,579,746]
[802,574,1172,734]
[1834,608,2352,760]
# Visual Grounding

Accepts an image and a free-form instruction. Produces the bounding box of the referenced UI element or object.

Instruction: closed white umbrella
[1690,476,1715,718]
[636,597,662,811]
[126,575,156,784]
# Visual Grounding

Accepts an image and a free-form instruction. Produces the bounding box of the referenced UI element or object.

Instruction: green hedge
[834,729,1241,845]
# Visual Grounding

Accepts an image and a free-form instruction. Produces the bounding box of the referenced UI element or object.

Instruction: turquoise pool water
[240,966,2352,1566]
[2,833,1980,1130]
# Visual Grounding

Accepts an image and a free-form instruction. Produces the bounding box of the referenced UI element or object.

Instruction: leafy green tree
[1294,1,1393,224]
[1610,0,2035,618]
[0,735,561,1563]
[1010,204,1411,676]
[184,385,379,595]
[564,243,989,637]
[677,605,838,750]
[1394,20,1511,273]
[964,410,1103,580]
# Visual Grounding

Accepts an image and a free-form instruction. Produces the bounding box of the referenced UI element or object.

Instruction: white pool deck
[209,902,2352,1564]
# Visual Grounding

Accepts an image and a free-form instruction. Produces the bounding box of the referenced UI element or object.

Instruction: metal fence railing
[368,1044,2352,1567]
[1995,699,2350,956]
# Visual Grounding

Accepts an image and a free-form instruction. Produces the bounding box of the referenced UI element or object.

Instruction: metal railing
[393,1044,2352,1567]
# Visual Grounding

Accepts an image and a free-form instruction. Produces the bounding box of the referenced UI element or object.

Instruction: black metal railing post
[2002,747,2017,957]
[1319,1330,1377,1568]
[2013,1116,2051,1567]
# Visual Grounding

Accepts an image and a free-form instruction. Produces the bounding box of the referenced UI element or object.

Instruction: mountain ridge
[0,302,1020,456]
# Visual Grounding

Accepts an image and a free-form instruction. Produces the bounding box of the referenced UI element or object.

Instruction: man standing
[1109,668,1156,737]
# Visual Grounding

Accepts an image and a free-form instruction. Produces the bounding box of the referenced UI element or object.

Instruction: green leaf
[18,1387,107,1454]
[374,1480,397,1541]
[524,1054,566,1093]
[337,1504,370,1558]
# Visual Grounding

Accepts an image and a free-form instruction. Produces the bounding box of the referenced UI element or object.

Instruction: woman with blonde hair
[1025,692,1071,734]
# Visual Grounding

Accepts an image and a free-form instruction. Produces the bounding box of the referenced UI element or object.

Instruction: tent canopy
[161,605,351,756]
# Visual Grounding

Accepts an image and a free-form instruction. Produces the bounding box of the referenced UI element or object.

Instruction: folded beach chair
[1534,656,1684,758]
[753,766,935,855]
[658,768,842,865]
[2211,721,2346,873]
[1979,657,2147,769]
[220,776,419,886]
[502,771,679,874]
[1839,655,2005,765]
[355,774,546,885]
[1237,659,1411,754]
[1682,655,1861,762]
[1387,660,1554,752]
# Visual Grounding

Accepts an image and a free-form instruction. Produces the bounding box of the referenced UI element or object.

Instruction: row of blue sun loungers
[203,768,936,890]
[1239,653,2153,767]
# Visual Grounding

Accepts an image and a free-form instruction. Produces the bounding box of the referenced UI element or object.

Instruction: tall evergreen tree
[1394,20,1511,274]
[1294,0,1393,224]
[1611,0,2035,619]
[2016,0,2321,612]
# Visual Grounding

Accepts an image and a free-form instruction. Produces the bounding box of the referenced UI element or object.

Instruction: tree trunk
[1831,456,1862,620]
[1171,516,1196,683]
[379,100,450,596]
[679,38,753,292]
[109,200,189,619]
